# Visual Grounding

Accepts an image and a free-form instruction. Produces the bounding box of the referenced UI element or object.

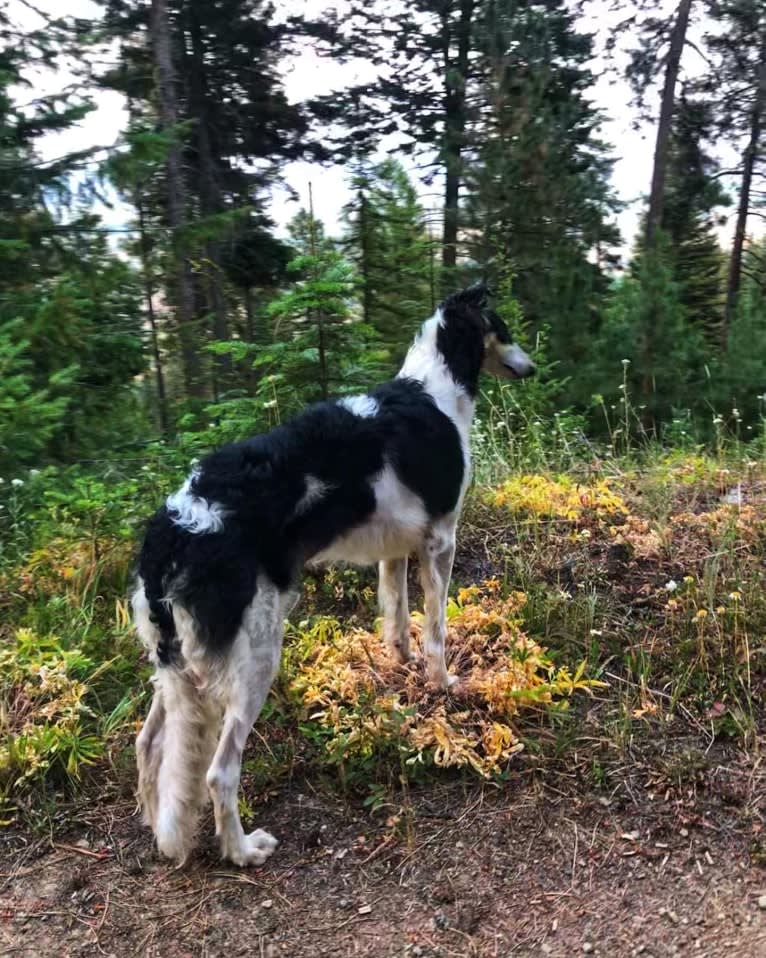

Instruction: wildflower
[715,606,725,615]
[621,358,631,366]
[664,580,678,593]
[683,575,695,585]
[712,415,723,426]
[29,468,40,477]
[263,400,277,409]
[729,591,742,601]
[11,478,23,487]
[694,608,708,621]
[666,598,679,611]
[732,407,741,421]
[0,477,3,483]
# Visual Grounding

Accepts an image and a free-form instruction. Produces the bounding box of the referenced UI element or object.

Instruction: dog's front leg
[379,557,412,664]
[418,530,457,689]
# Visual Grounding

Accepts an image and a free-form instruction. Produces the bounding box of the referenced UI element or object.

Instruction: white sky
[8,0,752,259]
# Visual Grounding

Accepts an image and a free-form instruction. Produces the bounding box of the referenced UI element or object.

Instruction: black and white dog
[131,283,534,867]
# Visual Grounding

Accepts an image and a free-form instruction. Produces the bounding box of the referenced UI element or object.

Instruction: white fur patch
[167,471,228,534]
[339,394,380,418]
[294,474,330,515]
[311,464,428,566]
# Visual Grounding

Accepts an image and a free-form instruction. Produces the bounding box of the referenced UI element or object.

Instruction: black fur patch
[137,379,464,657]
[437,285,488,397]
[436,285,517,395]
[484,308,512,344]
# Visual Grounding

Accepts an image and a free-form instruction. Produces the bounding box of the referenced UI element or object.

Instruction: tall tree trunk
[187,9,232,389]
[724,48,766,337]
[150,0,205,398]
[136,193,169,435]
[358,183,372,325]
[243,286,260,392]
[441,0,474,289]
[646,0,693,247]
[308,183,329,400]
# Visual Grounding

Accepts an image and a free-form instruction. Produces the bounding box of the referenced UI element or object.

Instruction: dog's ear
[442,281,493,320]
[461,281,491,309]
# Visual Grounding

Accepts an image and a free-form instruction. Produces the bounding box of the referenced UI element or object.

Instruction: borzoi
[131,283,535,866]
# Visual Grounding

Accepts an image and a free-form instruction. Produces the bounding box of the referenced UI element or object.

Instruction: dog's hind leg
[152,661,221,864]
[418,523,457,689]
[205,579,288,867]
[136,681,166,830]
[379,557,412,664]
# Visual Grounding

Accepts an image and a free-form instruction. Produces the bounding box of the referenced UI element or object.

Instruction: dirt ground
[2,746,765,958]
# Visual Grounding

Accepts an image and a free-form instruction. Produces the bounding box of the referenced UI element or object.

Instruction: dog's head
[443,282,536,381]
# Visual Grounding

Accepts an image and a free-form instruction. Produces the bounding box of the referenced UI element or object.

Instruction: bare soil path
[3,757,765,958]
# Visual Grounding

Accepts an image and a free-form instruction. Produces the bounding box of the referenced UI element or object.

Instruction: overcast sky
[8,0,748,258]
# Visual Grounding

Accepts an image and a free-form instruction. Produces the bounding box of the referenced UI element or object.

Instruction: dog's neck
[398,309,479,445]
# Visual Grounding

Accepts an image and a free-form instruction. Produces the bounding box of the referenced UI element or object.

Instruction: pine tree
[98,0,320,399]
[589,237,707,433]
[703,0,766,335]
[0,7,146,468]
[263,205,387,412]
[342,159,436,359]
[462,0,620,393]
[312,1,481,287]
[663,94,728,343]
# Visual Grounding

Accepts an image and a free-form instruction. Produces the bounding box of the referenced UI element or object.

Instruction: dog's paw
[427,670,459,692]
[225,828,278,868]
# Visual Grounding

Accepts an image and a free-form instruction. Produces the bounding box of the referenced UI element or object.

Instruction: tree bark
[187,8,232,389]
[308,183,329,400]
[150,0,205,398]
[724,49,766,337]
[136,193,169,435]
[441,0,475,289]
[358,182,373,325]
[646,0,694,247]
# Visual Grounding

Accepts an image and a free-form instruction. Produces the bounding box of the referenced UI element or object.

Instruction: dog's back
[134,378,464,665]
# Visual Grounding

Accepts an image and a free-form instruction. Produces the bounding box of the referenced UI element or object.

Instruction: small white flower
[11,478,24,487]
[713,415,723,426]
[732,408,741,420]
[621,358,631,366]
[263,400,277,409]
[29,468,40,477]
[0,477,4,484]
[665,580,678,593]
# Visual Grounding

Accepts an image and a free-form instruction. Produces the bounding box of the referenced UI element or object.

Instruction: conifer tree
[342,159,436,359]
[0,6,145,467]
[703,0,766,334]
[98,0,321,399]
[462,0,620,390]
[663,94,728,344]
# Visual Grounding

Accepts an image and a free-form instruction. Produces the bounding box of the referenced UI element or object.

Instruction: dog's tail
[133,507,183,666]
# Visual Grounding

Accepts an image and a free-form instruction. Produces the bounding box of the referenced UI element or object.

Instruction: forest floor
[3,455,766,956]
[2,749,765,958]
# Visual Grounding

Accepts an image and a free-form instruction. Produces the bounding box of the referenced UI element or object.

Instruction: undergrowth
[1,422,765,827]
